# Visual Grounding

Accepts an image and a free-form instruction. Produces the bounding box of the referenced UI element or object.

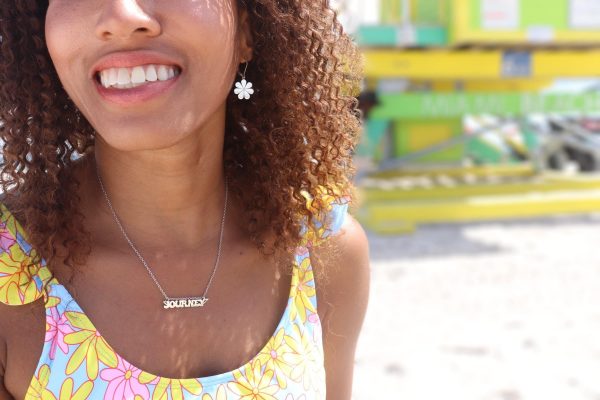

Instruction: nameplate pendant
[163,297,208,309]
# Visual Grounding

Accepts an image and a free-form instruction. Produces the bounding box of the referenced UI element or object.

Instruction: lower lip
[94,74,180,106]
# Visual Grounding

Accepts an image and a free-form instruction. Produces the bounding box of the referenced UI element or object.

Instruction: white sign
[526,26,555,43]
[332,0,380,33]
[482,0,520,30]
[570,0,600,29]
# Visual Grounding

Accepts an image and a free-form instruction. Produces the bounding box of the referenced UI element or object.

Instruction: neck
[81,123,230,252]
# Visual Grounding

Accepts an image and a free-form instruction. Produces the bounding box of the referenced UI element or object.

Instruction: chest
[67,246,294,377]
[6,245,309,399]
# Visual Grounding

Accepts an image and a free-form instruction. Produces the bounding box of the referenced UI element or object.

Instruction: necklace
[96,168,228,310]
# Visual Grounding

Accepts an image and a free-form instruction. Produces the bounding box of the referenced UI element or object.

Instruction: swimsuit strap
[0,203,53,306]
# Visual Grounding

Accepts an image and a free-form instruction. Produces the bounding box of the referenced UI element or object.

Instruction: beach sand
[353,215,600,400]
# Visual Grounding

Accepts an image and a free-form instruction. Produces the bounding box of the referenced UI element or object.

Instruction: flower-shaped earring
[234,62,254,100]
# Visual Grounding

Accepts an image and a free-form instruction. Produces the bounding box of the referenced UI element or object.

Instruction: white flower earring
[234,62,254,100]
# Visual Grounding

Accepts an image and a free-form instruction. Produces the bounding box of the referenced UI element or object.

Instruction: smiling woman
[0,0,368,400]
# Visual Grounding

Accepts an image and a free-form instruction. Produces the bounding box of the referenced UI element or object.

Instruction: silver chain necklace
[96,168,228,310]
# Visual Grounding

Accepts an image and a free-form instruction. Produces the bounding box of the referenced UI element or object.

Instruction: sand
[353,214,600,400]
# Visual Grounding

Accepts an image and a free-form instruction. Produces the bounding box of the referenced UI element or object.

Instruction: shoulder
[0,202,50,307]
[0,204,48,397]
[302,191,370,320]
[301,188,352,248]
[299,188,371,330]
[309,211,370,398]
[311,212,370,328]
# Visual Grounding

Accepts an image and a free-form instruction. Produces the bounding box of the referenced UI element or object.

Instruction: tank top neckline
[0,200,334,397]
[37,251,304,387]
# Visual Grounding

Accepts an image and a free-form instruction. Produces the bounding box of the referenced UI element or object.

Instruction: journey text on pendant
[163,297,208,309]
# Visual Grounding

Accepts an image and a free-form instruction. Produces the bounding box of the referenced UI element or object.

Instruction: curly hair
[0,0,362,281]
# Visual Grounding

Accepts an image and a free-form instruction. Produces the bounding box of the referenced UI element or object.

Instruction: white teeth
[100,70,109,87]
[97,64,179,89]
[145,65,158,82]
[108,69,118,86]
[131,66,146,84]
[117,68,130,85]
[157,65,169,81]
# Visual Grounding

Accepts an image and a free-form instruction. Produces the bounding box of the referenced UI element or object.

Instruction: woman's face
[45,0,252,151]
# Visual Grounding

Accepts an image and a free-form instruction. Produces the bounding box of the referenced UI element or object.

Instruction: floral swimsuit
[0,200,348,400]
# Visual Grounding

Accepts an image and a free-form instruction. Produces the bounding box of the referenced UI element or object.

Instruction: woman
[0,0,369,399]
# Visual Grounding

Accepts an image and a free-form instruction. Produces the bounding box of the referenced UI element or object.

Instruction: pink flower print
[100,356,150,400]
[295,246,309,257]
[307,314,319,324]
[0,226,16,253]
[285,395,307,400]
[45,307,75,360]
[307,313,323,344]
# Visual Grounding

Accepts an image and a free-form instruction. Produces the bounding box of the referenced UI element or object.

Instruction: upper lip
[90,50,183,79]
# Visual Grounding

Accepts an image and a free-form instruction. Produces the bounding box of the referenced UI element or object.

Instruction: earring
[234,62,254,100]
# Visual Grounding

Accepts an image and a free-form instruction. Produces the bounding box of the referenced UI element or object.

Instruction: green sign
[370,92,600,119]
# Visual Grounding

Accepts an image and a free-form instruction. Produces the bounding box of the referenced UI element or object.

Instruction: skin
[0,1,370,399]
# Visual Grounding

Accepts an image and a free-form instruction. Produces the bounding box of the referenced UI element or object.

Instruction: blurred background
[333,1,600,399]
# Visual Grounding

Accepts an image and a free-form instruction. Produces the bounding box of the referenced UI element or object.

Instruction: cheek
[167,16,239,138]
[45,4,86,89]
[44,6,65,71]
[180,0,238,36]
[170,1,240,85]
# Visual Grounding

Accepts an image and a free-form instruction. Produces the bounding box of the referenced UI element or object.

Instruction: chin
[96,128,185,152]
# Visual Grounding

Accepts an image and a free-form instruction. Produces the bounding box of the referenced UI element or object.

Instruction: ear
[237,8,254,63]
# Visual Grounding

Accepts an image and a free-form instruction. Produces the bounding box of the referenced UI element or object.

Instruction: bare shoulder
[310,214,370,399]
[0,301,37,400]
[0,294,46,400]
[0,304,10,399]
[311,214,370,321]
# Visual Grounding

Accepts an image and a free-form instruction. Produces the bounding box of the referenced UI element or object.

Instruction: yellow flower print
[289,257,316,324]
[283,324,325,392]
[299,226,327,248]
[202,385,227,400]
[227,359,279,400]
[45,294,62,308]
[26,364,56,400]
[63,311,118,380]
[255,329,296,389]
[301,187,340,215]
[299,187,349,247]
[0,241,45,305]
[0,203,20,231]
[58,378,93,400]
[138,371,203,400]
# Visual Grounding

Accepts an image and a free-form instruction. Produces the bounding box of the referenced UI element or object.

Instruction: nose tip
[95,1,161,40]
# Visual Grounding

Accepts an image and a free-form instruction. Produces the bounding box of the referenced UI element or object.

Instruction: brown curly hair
[0,0,362,280]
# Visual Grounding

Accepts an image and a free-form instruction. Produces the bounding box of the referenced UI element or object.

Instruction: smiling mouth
[95,64,182,90]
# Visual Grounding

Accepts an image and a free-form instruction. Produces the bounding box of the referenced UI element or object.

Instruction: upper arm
[312,214,370,400]
[0,308,15,400]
